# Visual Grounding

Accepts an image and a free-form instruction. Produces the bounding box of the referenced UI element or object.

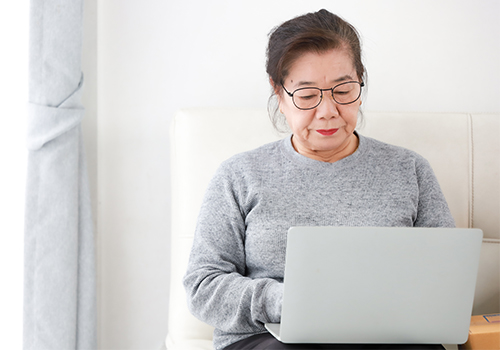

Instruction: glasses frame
[281,81,365,110]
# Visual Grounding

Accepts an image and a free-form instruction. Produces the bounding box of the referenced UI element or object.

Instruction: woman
[184,9,454,350]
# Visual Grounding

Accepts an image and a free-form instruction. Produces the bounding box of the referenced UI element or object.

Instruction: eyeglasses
[281,81,364,110]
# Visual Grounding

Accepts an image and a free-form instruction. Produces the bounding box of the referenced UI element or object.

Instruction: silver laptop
[265,226,483,345]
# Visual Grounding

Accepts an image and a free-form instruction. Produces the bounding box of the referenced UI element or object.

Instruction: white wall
[88,0,500,349]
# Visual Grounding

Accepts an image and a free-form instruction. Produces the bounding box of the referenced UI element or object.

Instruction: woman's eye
[299,95,317,100]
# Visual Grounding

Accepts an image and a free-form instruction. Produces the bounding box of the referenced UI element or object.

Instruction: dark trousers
[223,333,446,350]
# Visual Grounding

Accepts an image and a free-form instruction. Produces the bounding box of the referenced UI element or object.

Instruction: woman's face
[278,48,362,163]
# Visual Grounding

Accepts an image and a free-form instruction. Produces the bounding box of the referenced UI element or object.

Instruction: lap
[223,333,446,350]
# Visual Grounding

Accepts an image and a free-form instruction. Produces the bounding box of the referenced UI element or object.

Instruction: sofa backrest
[166,109,499,350]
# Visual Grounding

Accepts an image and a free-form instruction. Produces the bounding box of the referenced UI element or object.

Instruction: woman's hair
[266,9,366,132]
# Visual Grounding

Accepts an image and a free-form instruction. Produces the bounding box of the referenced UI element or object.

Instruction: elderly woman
[183,9,454,350]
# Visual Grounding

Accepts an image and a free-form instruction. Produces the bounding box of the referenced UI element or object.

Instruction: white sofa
[166,109,500,350]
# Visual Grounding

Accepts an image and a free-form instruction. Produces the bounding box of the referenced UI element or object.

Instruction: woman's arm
[183,163,283,333]
[413,156,456,228]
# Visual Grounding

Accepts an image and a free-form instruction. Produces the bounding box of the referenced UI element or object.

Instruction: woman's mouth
[316,128,339,136]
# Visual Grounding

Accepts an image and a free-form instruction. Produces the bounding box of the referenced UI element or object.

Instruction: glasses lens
[293,88,322,109]
[332,82,361,104]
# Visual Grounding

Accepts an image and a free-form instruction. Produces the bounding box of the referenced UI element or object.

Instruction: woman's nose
[316,90,339,119]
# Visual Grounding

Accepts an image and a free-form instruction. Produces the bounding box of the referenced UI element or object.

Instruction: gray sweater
[183,134,455,350]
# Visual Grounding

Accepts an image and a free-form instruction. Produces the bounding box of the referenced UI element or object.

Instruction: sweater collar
[281,131,365,168]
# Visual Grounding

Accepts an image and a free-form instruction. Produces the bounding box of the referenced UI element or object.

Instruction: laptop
[265,226,483,345]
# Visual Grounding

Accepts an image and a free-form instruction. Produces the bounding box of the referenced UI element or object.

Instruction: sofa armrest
[165,335,213,350]
[473,238,500,315]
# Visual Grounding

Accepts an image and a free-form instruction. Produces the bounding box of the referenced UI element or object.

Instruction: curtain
[24,0,96,349]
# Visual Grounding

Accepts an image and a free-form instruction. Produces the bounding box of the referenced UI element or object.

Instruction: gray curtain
[24,0,96,349]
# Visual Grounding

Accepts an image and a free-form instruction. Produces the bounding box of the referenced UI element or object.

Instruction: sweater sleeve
[183,162,283,334]
[413,155,456,228]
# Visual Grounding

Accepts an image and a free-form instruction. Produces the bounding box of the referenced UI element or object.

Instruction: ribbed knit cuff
[263,281,284,323]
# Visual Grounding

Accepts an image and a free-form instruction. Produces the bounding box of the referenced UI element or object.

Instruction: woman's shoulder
[216,138,286,175]
[359,134,427,163]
